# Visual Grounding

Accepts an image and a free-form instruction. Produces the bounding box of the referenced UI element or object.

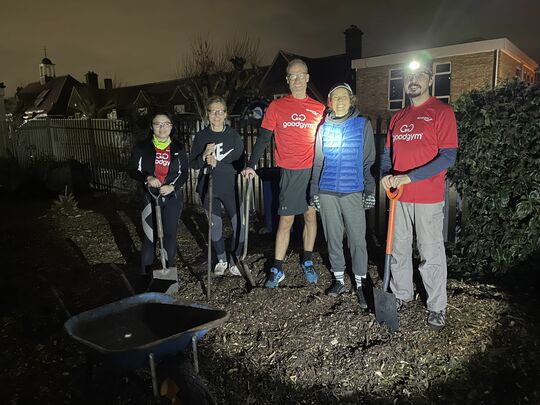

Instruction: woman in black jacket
[190,96,245,276]
[128,111,189,292]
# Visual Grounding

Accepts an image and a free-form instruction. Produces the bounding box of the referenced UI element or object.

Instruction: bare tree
[111,73,125,89]
[177,35,263,120]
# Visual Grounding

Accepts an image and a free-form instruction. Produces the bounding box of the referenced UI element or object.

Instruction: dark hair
[148,111,178,138]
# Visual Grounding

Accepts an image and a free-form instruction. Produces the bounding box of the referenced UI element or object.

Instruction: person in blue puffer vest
[310,83,376,309]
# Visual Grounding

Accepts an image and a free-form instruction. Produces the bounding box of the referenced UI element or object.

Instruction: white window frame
[515,66,523,80]
[433,62,451,104]
[388,68,405,111]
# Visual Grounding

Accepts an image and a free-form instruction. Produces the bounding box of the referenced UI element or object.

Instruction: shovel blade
[374,288,400,332]
[231,253,256,289]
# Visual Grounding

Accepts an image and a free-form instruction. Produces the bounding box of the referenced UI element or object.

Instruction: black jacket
[128,137,189,196]
[190,126,244,196]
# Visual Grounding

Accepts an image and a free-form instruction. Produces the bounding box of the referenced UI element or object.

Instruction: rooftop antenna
[43,46,47,58]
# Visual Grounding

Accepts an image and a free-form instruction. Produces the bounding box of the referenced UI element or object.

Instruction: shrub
[51,186,79,213]
[449,80,540,275]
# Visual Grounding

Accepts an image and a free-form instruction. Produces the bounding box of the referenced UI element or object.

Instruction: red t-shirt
[154,145,171,184]
[386,97,458,203]
[261,95,325,169]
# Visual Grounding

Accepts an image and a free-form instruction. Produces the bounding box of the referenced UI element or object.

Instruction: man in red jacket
[381,58,458,330]
[242,59,325,288]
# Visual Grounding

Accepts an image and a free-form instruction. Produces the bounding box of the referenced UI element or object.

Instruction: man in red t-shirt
[242,59,325,288]
[380,58,458,330]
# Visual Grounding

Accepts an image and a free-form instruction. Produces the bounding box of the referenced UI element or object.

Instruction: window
[515,67,523,80]
[34,89,50,107]
[137,107,148,116]
[388,68,404,110]
[433,62,451,104]
[107,109,118,120]
[174,104,185,114]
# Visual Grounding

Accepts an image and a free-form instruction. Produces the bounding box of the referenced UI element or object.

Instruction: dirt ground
[1,192,539,405]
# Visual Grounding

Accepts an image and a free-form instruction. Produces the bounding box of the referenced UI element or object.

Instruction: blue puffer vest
[319,115,366,193]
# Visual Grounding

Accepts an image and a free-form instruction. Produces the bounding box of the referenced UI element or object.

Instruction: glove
[362,193,376,210]
[309,195,320,212]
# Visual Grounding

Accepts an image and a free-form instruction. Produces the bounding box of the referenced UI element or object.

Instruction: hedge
[449,80,540,276]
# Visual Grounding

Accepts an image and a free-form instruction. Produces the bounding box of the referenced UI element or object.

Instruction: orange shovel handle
[385,187,403,255]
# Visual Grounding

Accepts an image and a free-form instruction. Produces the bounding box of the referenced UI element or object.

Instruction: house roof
[18,75,82,115]
[259,50,354,102]
[104,78,189,110]
[353,38,538,71]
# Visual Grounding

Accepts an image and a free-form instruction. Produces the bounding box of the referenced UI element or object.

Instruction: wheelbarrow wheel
[157,353,216,405]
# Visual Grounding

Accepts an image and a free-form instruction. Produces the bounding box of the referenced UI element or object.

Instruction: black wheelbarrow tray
[64,292,229,379]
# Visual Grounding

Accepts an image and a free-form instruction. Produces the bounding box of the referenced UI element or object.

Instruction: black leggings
[203,183,244,261]
[140,193,183,274]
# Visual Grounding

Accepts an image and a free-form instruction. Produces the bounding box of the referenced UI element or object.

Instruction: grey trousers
[390,201,447,312]
[319,192,368,277]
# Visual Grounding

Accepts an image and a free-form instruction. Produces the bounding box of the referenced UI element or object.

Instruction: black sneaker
[427,309,446,330]
[326,281,347,297]
[396,298,404,312]
[356,287,368,309]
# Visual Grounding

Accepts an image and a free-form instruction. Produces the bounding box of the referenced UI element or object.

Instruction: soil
[1,192,539,405]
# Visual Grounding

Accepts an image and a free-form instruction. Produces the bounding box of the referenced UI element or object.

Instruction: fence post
[86,119,99,187]
[46,119,58,158]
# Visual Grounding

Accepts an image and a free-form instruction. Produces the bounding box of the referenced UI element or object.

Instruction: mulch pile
[1,194,538,404]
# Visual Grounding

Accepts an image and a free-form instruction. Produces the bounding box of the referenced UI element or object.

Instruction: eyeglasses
[404,72,431,82]
[208,109,226,116]
[152,122,173,128]
[287,73,308,81]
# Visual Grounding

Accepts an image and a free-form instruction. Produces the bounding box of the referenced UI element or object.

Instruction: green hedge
[448,81,540,275]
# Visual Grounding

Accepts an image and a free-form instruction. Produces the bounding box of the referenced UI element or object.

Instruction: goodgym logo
[155,152,170,166]
[394,123,423,142]
[400,124,414,133]
[283,113,315,129]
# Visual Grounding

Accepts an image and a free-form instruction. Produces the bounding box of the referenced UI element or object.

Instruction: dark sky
[1,0,539,97]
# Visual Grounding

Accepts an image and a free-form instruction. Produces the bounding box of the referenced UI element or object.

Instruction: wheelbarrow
[64,291,229,399]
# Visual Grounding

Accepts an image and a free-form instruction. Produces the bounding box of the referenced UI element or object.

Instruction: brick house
[353,38,538,121]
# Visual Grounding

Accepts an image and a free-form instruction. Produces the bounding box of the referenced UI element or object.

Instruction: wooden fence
[3,117,458,242]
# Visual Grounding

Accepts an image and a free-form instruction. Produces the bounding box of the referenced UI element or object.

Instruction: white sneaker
[229,264,242,276]
[214,260,228,276]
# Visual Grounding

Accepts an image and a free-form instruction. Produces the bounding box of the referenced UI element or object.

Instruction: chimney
[85,71,99,91]
[104,78,113,90]
[344,25,363,60]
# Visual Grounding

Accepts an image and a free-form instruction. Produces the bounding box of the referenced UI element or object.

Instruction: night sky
[1,0,539,97]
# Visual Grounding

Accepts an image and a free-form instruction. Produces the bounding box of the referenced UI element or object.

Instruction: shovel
[230,177,256,289]
[147,185,179,295]
[374,186,403,332]
[206,168,214,301]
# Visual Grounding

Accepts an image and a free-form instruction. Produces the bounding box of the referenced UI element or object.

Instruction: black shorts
[278,168,311,216]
